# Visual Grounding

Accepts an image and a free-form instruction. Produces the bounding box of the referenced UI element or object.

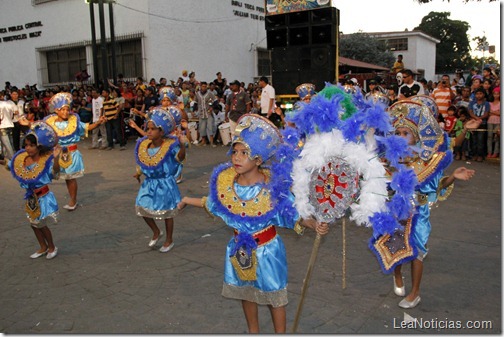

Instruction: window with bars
[96,38,142,79]
[44,38,142,84]
[381,38,408,51]
[257,49,271,77]
[47,47,87,83]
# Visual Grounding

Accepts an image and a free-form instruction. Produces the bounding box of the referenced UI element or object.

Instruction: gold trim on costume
[293,219,305,235]
[137,138,175,167]
[216,166,272,217]
[12,152,51,181]
[437,176,454,201]
[373,217,415,271]
[404,151,446,184]
[45,114,78,138]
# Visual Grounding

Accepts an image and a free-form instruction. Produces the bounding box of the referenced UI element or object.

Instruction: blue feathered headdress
[230,114,282,163]
[49,92,72,113]
[147,107,176,137]
[26,121,58,149]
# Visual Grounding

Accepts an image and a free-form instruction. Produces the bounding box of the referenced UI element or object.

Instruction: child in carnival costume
[178,114,329,333]
[22,92,107,211]
[133,107,186,252]
[369,100,475,309]
[2,121,62,259]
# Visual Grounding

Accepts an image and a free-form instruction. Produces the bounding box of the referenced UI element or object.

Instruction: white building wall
[0,0,267,88]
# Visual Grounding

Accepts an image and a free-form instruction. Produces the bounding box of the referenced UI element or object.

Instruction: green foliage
[339,32,395,68]
[414,11,472,72]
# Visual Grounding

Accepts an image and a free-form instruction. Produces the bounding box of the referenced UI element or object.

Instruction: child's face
[146,121,163,140]
[56,106,70,120]
[231,143,260,175]
[395,127,417,146]
[24,139,39,157]
[459,114,467,121]
[161,97,170,107]
[447,109,455,116]
[475,91,485,100]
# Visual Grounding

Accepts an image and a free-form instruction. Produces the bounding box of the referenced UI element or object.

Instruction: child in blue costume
[2,121,62,259]
[178,114,329,333]
[133,107,186,252]
[129,87,188,183]
[370,101,476,309]
[20,92,107,211]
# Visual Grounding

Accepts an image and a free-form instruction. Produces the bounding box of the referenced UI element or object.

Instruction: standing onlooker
[431,74,455,118]
[258,76,275,117]
[468,87,490,162]
[225,80,251,135]
[102,89,119,150]
[9,89,25,152]
[195,82,217,147]
[214,72,227,97]
[455,70,465,88]
[111,88,126,150]
[392,54,405,74]
[454,86,472,109]
[465,67,480,87]
[0,100,15,159]
[482,79,494,102]
[398,69,425,99]
[487,87,500,158]
[143,87,159,113]
[90,89,106,149]
[453,107,471,160]
[444,105,457,135]
[418,78,430,94]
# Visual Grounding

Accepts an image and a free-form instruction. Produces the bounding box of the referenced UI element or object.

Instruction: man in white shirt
[0,100,15,159]
[9,89,25,152]
[258,76,275,117]
[90,89,107,149]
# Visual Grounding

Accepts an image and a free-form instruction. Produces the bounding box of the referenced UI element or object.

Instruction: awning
[338,56,389,71]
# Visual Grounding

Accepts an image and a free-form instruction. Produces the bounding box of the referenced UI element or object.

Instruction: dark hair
[474,87,486,95]
[447,105,456,112]
[483,78,493,86]
[23,134,51,155]
[259,76,269,84]
[457,106,469,118]
[200,81,208,86]
[401,69,414,77]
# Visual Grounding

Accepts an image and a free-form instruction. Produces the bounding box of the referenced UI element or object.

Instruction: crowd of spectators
[1,65,500,161]
[0,70,273,158]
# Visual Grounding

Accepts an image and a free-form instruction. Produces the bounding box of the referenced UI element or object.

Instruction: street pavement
[0,137,501,334]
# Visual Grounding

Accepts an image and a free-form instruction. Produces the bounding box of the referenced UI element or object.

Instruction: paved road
[0,137,500,334]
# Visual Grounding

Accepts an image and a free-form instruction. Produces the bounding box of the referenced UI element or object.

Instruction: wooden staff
[342,217,346,289]
[291,232,322,333]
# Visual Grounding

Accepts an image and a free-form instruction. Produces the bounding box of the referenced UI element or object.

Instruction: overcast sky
[334,0,501,63]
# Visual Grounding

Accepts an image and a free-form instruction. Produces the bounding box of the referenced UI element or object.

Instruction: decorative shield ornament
[308,157,359,222]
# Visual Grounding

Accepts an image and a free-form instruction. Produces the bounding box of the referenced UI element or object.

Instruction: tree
[414,11,472,73]
[339,32,395,68]
[415,0,496,3]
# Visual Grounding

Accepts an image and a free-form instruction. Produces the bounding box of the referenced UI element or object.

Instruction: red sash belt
[66,144,78,152]
[33,185,49,198]
[234,225,277,246]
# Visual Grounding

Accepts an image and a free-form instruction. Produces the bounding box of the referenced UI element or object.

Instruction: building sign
[231,1,265,21]
[0,21,43,43]
[265,0,331,15]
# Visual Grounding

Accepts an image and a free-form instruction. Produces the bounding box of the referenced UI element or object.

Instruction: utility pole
[98,0,109,90]
[88,0,99,87]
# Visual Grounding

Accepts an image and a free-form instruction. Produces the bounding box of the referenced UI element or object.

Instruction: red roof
[338,56,389,71]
